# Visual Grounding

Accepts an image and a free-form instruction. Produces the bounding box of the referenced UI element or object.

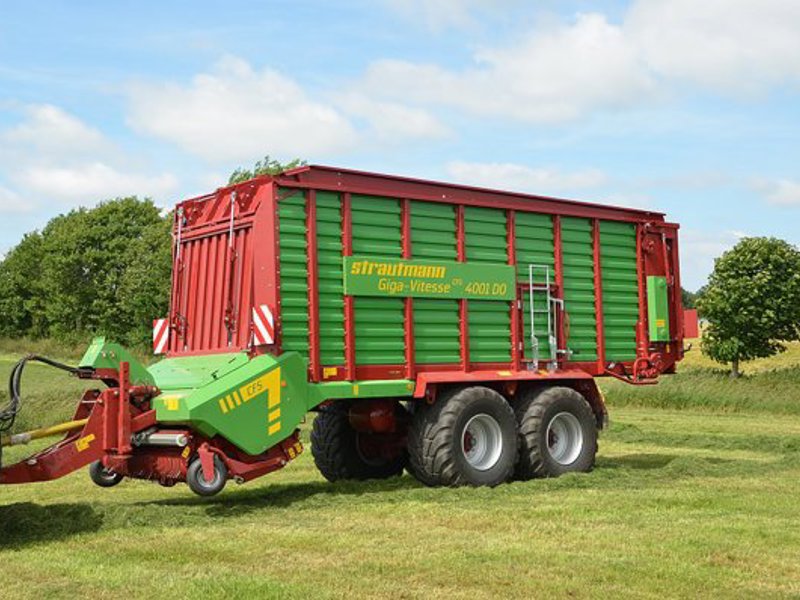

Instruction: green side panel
[309,379,415,406]
[600,221,639,361]
[561,217,598,362]
[154,352,309,455]
[316,191,345,366]
[647,275,671,342]
[410,201,460,364]
[351,195,405,365]
[278,191,309,360]
[465,206,511,362]
[515,212,555,359]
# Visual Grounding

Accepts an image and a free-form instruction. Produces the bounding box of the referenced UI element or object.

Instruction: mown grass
[1,408,799,598]
[0,340,799,597]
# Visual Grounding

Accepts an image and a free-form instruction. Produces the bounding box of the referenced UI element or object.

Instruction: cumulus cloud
[14,163,178,204]
[1,105,179,206]
[127,56,357,162]
[628,0,800,93]
[446,161,608,194]
[680,229,744,290]
[754,178,800,206]
[361,13,654,124]
[0,184,33,214]
[385,0,518,31]
[337,93,449,141]
[361,1,800,125]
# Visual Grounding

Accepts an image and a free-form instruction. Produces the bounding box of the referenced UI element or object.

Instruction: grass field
[1,341,799,598]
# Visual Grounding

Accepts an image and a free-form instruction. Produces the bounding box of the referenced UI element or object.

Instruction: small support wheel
[89,461,124,488]
[186,455,228,497]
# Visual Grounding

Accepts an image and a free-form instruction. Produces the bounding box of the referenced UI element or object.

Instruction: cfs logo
[244,379,264,398]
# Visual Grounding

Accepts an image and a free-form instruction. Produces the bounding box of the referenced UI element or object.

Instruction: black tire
[408,386,518,487]
[515,386,598,480]
[89,461,124,488]
[186,455,228,496]
[311,400,406,482]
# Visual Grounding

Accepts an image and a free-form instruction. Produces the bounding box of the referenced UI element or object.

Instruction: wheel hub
[461,413,503,471]
[546,412,584,465]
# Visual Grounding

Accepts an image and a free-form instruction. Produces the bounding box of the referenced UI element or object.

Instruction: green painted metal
[351,195,405,365]
[647,275,670,341]
[343,256,515,300]
[148,352,249,391]
[515,212,555,359]
[316,191,346,366]
[278,190,310,360]
[600,221,639,361]
[464,206,511,362]
[410,201,460,364]
[561,217,598,362]
[79,337,154,386]
[154,352,308,455]
[309,378,414,405]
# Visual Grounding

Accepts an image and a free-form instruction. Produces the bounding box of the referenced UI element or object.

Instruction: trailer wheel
[515,386,597,479]
[89,461,124,488]
[311,400,406,482]
[186,455,228,496]
[408,386,518,487]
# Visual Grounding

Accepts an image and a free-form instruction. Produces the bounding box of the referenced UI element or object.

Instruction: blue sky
[1,0,799,290]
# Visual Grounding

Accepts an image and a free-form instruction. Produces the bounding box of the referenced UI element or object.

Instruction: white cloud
[755,178,800,206]
[0,105,180,208]
[385,0,516,31]
[446,161,607,194]
[2,104,109,157]
[337,94,449,141]
[680,229,744,290]
[0,185,33,214]
[127,56,357,162]
[627,0,800,93]
[361,1,800,125]
[15,162,178,204]
[362,13,654,124]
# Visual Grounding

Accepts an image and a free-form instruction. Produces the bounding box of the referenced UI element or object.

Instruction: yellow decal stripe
[75,433,95,452]
[269,408,281,422]
[233,392,242,406]
[226,396,235,411]
[218,398,229,414]
[268,422,281,435]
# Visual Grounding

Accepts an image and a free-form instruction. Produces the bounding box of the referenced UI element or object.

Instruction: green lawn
[1,344,799,598]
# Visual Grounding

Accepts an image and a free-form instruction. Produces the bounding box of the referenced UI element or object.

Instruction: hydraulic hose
[1,355,81,469]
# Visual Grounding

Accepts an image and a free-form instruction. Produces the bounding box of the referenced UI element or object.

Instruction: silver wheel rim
[461,413,503,471]
[546,412,584,465]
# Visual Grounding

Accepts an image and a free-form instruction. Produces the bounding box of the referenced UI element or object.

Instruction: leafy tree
[698,237,800,378]
[681,288,697,309]
[0,232,47,337]
[228,155,307,185]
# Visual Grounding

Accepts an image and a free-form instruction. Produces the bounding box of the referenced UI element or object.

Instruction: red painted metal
[348,399,400,433]
[507,210,522,371]
[401,199,415,380]
[456,204,470,372]
[306,190,321,381]
[275,166,664,223]
[683,309,699,339]
[553,215,566,367]
[592,219,606,371]
[342,192,356,381]
[413,368,593,398]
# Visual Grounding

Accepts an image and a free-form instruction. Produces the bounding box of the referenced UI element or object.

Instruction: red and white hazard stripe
[153,318,169,355]
[252,304,275,346]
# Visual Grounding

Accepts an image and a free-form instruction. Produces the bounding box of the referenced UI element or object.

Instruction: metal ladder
[527,264,561,371]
